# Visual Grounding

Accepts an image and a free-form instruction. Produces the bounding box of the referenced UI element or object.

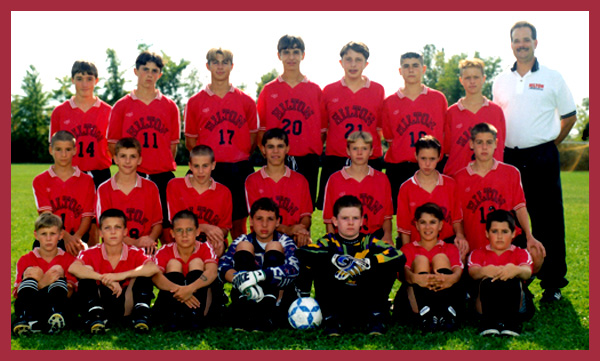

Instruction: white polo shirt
[492,59,576,149]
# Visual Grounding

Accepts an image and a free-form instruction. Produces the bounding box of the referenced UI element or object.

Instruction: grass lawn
[9,164,589,350]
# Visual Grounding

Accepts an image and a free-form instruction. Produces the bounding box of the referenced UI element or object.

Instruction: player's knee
[188,258,205,271]
[265,241,283,253]
[412,255,431,273]
[432,253,451,269]
[235,240,255,253]
[165,259,184,273]
[48,264,65,277]
[23,266,43,280]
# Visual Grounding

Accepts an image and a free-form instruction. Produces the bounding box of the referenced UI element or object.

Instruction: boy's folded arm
[68,260,101,281]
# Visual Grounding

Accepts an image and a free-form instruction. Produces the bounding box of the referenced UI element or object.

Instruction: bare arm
[185,136,197,152]
[381,219,393,246]
[554,114,577,145]
[515,207,546,257]
[100,261,160,283]
[68,260,101,281]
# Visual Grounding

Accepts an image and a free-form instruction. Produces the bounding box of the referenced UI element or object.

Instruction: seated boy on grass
[152,210,218,330]
[396,202,463,332]
[12,213,78,336]
[218,197,300,332]
[468,209,534,337]
[68,208,159,334]
[33,130,96,256]
[296,195,401,336]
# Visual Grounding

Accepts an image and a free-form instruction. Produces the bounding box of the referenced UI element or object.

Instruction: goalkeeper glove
[243,284,264,302]
[232,270,266,293]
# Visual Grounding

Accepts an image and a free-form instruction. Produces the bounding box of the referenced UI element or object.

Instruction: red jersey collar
[340,166,374,180]
[184,174,217,191]
[101,242,129,261]
[259,166,292,179]
[341,76,371,89]
[466,158,500,176]
[205,84,235,96]
[172,241,201,259]
[485,244,518,252]
[396,85,428,99]
[277,75,309,84]
[110,174,143,190]
[411,239,445,248]
[456,97,490,111]
[48,166,82,178]
[68,97,101,109]
[412,170,444,188]
[32,247,65,258]
[131,89,163,101]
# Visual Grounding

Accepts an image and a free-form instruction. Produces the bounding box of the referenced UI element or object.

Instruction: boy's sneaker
[132,305,151,333]
[541,289,562,303]
[499,321,522,337]
[439,306,458,332]
[86,306,107,334]
[47,312,66,334]
[323,316,342,337]
[418,306,438,332]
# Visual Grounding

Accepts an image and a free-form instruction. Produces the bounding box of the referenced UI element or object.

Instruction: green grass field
[10,164,589,350]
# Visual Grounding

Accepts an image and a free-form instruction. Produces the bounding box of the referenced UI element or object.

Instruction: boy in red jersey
[469,210,534,337]
[323,131,393,246]
[49,60,112,188]
[152,210,218,330]
[453,123,545,273]
[382,52,448,211]
[96,137,162,255]
[69,208,159,334]
[33,130,96,256]
[396,135,467,260]
[184,48,257,241]
[257,35,326,205]
[167,145,232,257]
[107,51,180,243]
[12,214,77,336]
[398,203,463,332]
[443,58,506,176]
[245,128,313,246]
[317,41,385,209]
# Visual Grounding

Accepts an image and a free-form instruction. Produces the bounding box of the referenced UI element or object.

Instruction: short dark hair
[278,35,305,53]
[115,137,142,156]
[340,41,369,60]
[172,209,199,229]
[510,21,537,41]
[50,130,76,148]
[415,135,441,156]
[99,208,127,228]
[414,202,444,222]
[333,195,363,217]
[35,213,63,232]
[136,51,164,70]
[470,123,498,141]
[190,144,215,163]
[250,197,280,219]
[486,210,516,232]
[400,52,424,66]
[71,60,98,78]
[206,48,233,63]
[262,128,289,146]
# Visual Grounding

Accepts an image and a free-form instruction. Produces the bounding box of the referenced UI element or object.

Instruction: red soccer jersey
[96,175,163,240]
[401,240,463,270]
[13,248,78,296]
[322,77,384,158]
[468,244,533,272]
[154,241,218,276]
[257,76,326,156]
[77,243,152,286]
[453,160,526,251]
[323,166,393,233]
[107,90,180,174]
[382,86,448,164]
[396,172,463,243]
[32,166,95,235]
[50,97,112,171]
[443,98,506,176]
[184,85,258,163]
[244,166,313,227]
[166,176,233,230]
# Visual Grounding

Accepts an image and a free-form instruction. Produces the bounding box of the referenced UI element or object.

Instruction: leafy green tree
[11,66,52,163]
[156,52,190,111]
[571,97,589,140]
[183,67,203,99]
[101,48,128,106]
[256,69,279,99]
[50,75,74,104]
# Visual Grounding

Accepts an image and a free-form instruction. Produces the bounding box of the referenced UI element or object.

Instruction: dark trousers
[478,278,524,324]
[385,161,419,214]
[287,154,320,207]
[14,278,69,322]
[504,142,568,290]
[86,168,112,190]
[153,271,208,328]
[138,171,175,228]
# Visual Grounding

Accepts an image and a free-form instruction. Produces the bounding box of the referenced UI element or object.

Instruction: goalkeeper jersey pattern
[218,231,299,288]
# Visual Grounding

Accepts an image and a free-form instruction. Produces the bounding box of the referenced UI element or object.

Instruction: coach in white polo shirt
[493,21,577,303]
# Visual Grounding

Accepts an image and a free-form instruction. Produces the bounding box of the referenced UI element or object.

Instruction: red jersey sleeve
[298,176,313,219]
[396,182,412,235]
[169,101,181,145]
[148,181,163,227]
[467,249,485,268]
[32,173,52,213]
[401,243,416,269]
[322,175,337,224]
[154,245,170,273]
[107,100,125,143]
[129,247,152,268]
[218,186,233,230]
[257,89,267,131]
[183,98,199,139]
[511,167,527,211]
[382,98,393,142]
[49,107,61,143]
[244,94,258,133]
[197,242,218,264]
[81,175,96,218]
[446,243,463,269]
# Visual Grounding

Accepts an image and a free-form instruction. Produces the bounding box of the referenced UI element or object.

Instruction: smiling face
[415,212,443,243]
[250,209,279,243]
[511,26,537,63]
[486,221,516,252]
[278,47,305,72]
[114,148,142,175]
[262,138,289,167]
[332,206,363,240]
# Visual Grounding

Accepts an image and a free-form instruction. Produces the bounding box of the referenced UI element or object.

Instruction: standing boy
[317,41,385,209]
[382,52,448,211]
[296,195,401,336]
[107,51,180,243]
[257,35,326,205]
[12,213,77,335]
[443,58,505,176]
[69,208,159,333]
[49,60,113,189]
[33,130,96,256]
[96,137,163,255]
[245,128,313,246]
[184,48,257,241]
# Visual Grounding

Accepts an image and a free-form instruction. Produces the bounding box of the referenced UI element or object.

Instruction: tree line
[10,44,588,164]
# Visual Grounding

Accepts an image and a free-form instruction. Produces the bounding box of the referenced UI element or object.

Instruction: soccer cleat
[479,327,500,336]
[12,313,41,336]
[89,320,106,334]
[418,306,438,332]
[439,306,458,332]
[132,303,151,333]
[368,322,384,336]
[323,316,342,337]
[47,313,66,334]
[541,289,562,303]
[499,321,522,337]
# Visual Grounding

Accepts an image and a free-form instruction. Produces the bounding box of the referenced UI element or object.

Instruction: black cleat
[323,316,342,337]
[541,289,562,303]
[47,313,66,334]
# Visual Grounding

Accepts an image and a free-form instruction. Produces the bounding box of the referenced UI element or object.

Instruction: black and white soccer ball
[287,297,323,330]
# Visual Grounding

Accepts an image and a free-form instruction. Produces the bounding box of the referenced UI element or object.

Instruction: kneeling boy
[12,213,77,335]
[69,208,159,333]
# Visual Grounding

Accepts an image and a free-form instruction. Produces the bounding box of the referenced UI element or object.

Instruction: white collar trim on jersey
[341,76,371,89]
[396,85,428,99]
[457,97,490,111]
[110,173,143,190]
[466,158,500,176]
[259,166,292,179]
[184,174,217,191]
[131,89,162,101]
[205,84,235,96]
[277,75,309,84]
[68,97,101,109]
[48,166,82,178]
[340,165,374,180]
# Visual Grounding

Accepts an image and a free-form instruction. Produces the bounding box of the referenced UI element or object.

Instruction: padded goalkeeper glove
[232,270,266,293]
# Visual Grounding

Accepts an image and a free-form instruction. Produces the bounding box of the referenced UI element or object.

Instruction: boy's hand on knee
[108,281,122,297]
[183,295,201,309]
[63,233,85,256]
[172,284,194,302]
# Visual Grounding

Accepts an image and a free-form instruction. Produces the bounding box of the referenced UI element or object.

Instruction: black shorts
[286,154,320,207]
[211,160,254,221]
[85,168,112,190]
[138,171,175,227]
[316,155,350,210]
[385,161,419,214]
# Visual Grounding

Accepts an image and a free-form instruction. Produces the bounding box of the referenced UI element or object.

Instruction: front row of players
[13,195,534,337]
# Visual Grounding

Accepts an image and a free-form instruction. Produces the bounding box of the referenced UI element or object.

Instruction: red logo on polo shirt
[529,83,544,91]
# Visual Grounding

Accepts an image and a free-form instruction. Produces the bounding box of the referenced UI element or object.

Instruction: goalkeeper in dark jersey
[296,195,401,336]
